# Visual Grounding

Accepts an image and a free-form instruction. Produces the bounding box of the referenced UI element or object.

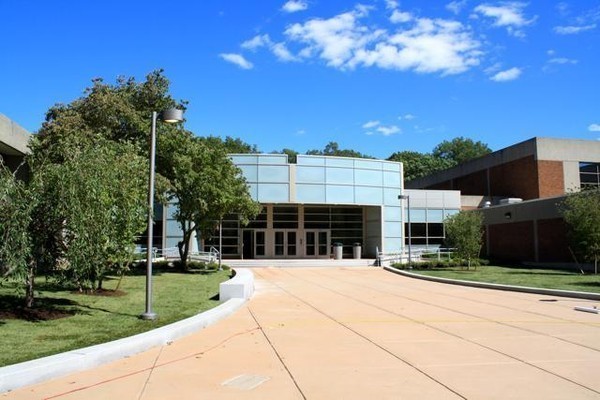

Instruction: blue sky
[1,0,599,158]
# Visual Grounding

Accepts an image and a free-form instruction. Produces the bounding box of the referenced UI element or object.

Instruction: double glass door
[250,229,329,258]
[305,230,330,258]
[274,230,297,257]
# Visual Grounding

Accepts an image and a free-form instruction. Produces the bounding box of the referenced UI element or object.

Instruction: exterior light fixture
[141,107,184,321]
[398,194,412,269]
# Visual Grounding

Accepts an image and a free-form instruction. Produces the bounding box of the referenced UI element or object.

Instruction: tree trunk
[25,261,35,308]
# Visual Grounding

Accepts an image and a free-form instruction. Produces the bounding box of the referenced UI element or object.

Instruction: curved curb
[0,268,255,394]
[384,266,600,301]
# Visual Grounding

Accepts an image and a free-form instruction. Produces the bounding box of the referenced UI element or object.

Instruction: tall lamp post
[398,194,412,269]
[140,107,184,320]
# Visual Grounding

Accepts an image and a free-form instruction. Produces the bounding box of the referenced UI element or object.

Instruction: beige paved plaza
[5,267,600,399]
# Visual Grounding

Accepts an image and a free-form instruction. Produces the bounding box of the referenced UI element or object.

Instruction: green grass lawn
[409,265,600,294]
[0,268,230,367]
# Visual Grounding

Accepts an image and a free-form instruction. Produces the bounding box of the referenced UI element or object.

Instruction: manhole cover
[222,374,270,390]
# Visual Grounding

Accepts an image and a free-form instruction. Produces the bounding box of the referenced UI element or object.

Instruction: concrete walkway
[5,267,600,399]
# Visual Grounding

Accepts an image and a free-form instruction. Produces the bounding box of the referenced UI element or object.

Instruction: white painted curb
[384,266,600,301]
[0,268,254,394]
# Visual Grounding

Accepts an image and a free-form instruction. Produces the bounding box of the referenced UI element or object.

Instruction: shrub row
[391,258,489,270]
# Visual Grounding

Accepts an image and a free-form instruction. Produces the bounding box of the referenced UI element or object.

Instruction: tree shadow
[0,294,80,322]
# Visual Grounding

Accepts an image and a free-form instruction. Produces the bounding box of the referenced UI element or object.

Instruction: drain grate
[222,374,270,390]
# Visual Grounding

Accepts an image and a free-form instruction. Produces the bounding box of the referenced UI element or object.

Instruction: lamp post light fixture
[140,107,184,321]
[398,194,412,269]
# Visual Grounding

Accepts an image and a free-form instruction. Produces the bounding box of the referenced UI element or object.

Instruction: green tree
[432,137,492,165]
[0,164,37,307]
[560,190,600,274]
[387,151,454,181]
[31,70,184,165]
[163,135,260,269]
[444,210,484,269]
[201,136,259,154]
[273,148,298,163]
[307,141,374,159]
[44,141,148,291]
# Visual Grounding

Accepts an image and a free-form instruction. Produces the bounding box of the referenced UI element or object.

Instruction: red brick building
[407,137,600,264]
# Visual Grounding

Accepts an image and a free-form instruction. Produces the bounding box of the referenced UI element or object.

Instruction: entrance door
[305,230,330,258]
[254,230,266,257]
[274,230,298,258]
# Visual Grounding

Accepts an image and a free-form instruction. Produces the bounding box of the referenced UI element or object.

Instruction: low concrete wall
[220,268,254,301]
[0,269,254,394]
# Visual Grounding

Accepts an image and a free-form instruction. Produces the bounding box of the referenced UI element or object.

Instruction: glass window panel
[166,220,181,236]
[326,185,354,203]
[405,208,426,222]
[326,167,354,184]
[296,184,326,203]
[382,162,400,172]
[326,157,354,167]
[406,222,426,237]
[354,159,382,170]
[258,166,289,182]
[355,169,383,186]
[427,209,444,223]
[258,155,288,164]
[384,238,402,253]
[580,173,599,184]
[296,166,325,183]
[383,171,401,187]
[297,155,325,166]
[384,206,402,221]
[428,223,444,237]
[248,183,258,200]
[443,209,460,219]
[385,221,402,237]
[257,184,289,203]
[230,155,257,165]
[383,188,401,206]
[238,165,258,182]
[579,162,599,173]
[355,186,383,204]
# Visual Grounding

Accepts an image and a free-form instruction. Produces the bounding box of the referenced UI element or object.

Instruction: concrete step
[224,259,377,268]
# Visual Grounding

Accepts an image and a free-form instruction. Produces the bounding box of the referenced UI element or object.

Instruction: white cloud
[296,129,306,135]
[490,67,521,81]
[385,0,399,10]
[546,49,556,56]
[219,53,254,69]
[282,0,308,13]
[241,34,272,51]
[236,4,484,76]
[354,18,482,75]
[376,125,401,135]
[589,124,600,132]
[548,57,578,65]
[398,114,416,120]
[554,24,596,35]
[272,42,299,62]
[390,10,412,24]
[446,0,467,15]
[362,120,381,129]
[241,34,298,62]
[474,2,535,37]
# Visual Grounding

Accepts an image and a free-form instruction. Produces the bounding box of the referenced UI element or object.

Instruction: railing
[376,247,456,267]
[189,247,221,263]
[376,249,424,266]
[135,246,221,264]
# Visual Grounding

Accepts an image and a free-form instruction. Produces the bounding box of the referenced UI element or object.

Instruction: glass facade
[162,155,461,258]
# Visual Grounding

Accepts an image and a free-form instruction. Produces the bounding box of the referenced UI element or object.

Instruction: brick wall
[454,169,488,196]
[536,218,571,262]
[489,156,540,200]
[487,221,535,261]
[537,161,565,198]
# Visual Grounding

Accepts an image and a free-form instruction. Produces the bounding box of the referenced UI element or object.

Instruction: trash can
[353,243,361,259]
[333,243,343,260]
